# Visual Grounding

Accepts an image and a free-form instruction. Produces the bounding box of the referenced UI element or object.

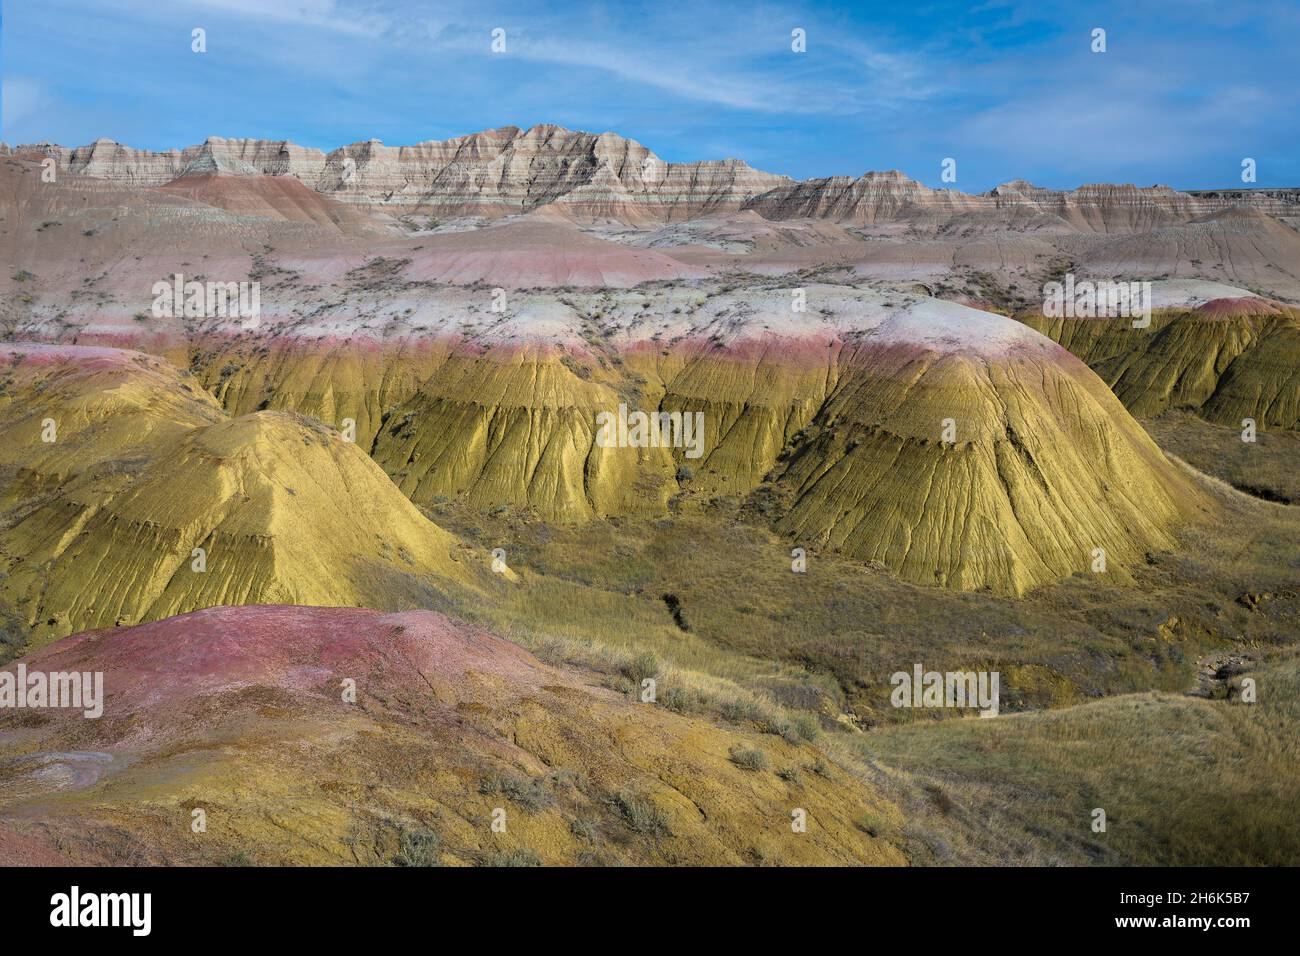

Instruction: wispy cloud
[120,0,392,36]
[2,0,1295,188]
[410,4,936,115]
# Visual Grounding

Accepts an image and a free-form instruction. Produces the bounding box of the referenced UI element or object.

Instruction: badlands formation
[9,126,1296,228]
[0,127,1298,865]
[5,128,1297,600]
[10,126,790,224]
[0,344,479,645]
[0,605,903,866]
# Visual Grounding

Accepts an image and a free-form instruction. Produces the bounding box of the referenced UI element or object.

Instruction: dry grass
[432,476,1299,729]
[424,459,1300,865]
[864,648,1300,865]
[1146,409,1300,504]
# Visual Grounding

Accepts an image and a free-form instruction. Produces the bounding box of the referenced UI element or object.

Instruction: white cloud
[101,0,392,37]
[421,8,939,115]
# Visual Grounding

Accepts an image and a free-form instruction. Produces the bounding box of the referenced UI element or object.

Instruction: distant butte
[3,124,1296,227]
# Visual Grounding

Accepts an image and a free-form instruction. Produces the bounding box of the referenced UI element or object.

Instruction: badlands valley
[0,126,1298,866]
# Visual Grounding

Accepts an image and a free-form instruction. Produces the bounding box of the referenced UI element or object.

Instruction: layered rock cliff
[743,171,1296,233]
[741,170,984,224]
[988,180,1255,232]
[10,124,1290,230]
[10,125,790,224]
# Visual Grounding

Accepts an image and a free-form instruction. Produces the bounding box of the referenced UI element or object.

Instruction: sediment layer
[0,604,905,866]
[0,344,476,645]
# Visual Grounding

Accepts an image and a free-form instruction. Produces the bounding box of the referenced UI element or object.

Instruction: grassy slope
[864,648,1300,865]
[1145,409,1300,504]
[430,467,1299,729]
[426,465,1300,865]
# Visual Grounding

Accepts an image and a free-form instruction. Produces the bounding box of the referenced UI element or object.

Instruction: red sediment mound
[0,827,75,866]
[1194,297,1286,319]
[14,606,553,717]
[402,220,705,287]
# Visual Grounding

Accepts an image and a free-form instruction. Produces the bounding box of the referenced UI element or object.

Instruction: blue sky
[2,0,1296,190]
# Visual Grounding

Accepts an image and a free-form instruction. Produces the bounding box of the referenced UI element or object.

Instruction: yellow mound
[371,346,678,520]
[196,338,823,522]
[0,345,224,505]
[764,344,1207,593]
[195,337,454,451]
[175,287,1210,594]
[1019,306,1300,429]
[198,336,1206,594]
[0,349,475,644]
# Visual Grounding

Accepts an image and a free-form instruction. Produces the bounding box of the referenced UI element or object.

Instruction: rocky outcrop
[11,127,1292,231]
[1186,187,1300,225]
[12,126,789,224]
[743,171,1298,233]
[989,180,1224,232]
[742,170,983,224]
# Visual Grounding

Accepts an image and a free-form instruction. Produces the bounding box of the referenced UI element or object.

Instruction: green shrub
[621,649,659,685]
[611,791,671,837]
[476,847,542,867]
[394,826,441,866]
[569,817,599,843]
[729,746,768,771]
[855,813,881,837]
[479,772,554,813]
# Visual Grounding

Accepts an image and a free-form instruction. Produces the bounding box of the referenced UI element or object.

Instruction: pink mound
[12,606,555,716]
[943,296,1005,313]
[402,221,705,287]
[0,827,74,866]
[0,341,146,369]
[1194,297,1286,319]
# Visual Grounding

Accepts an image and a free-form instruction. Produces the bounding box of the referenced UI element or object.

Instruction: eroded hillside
[0,344,482,648]
[0,605,904,866]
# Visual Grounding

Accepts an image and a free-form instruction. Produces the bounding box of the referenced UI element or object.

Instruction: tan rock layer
[10,125,789,224]
[10,125,1291,229]
[744,173,1298,232]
